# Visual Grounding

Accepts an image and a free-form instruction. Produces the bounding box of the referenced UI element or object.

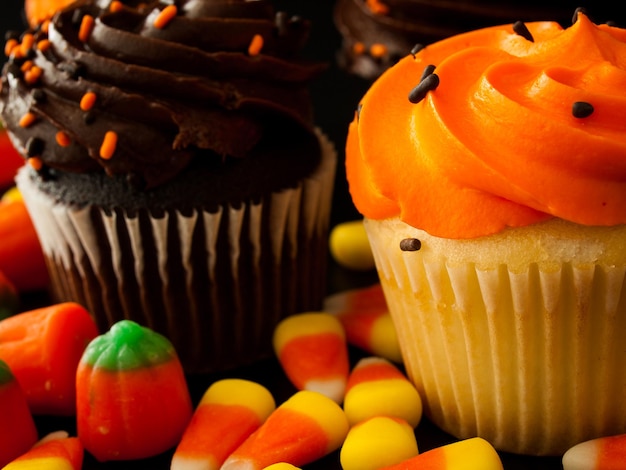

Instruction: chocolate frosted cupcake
[334,0,620,79]
[0,0,336,373]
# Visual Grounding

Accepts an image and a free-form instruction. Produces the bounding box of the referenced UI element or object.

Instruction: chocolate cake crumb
[408,73,439,104]
[400,238,421,251]
[572,101,594,118]
[513,21,534,42]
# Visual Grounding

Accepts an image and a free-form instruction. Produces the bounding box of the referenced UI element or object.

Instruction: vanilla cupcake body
[346,13,626,455]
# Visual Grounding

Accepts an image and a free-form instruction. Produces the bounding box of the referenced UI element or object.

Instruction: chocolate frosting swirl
[1,0,324,189]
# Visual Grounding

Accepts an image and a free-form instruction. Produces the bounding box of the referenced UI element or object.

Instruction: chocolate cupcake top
[334,0,620,79]
[1,0,324,191]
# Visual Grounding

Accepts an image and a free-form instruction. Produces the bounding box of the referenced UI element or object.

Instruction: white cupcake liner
[17,130,336,373]
[365,217,626,455]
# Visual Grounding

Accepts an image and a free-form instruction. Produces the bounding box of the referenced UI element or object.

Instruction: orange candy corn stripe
[380,437,503,470]
[563,434,626,469]
[273,313,350,403]
[172,379,275,470]
[3,433,84,470]
[222,390,349,470]
[325,284,402,363]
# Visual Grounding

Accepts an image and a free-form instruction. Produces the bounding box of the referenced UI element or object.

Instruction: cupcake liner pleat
[365,217,626,455]
[17,130,337,373]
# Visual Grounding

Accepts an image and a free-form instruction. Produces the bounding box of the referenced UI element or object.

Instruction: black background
[2,1,612,468]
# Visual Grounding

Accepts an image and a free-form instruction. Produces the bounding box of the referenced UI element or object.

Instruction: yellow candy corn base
[365,217,626,456]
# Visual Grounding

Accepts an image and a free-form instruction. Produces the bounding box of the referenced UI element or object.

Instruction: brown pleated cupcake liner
[18,131,336,374]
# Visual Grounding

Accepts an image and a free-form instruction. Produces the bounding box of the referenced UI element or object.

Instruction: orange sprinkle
[37,39,51,52]
[99,131,118,160]
[78,15,95,42]
[352,42,366,55]
[109,1,124,12]
[80,91,97,111]
[19,112,37,128]
[20,60,34,72]
[248,34,264,56]
[40,20,50,34]
[366,0,389,15]
[4,38,18,57]
[56,131,71,147]
[20,33,35,57]
[28,157,43,171]
[370,43,388,58]
[153,5,177,29]
[24,66,43,85]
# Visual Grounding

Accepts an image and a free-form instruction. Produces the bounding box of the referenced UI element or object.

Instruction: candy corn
[273,312,350,403]
[221,390,350,470]
[261,464,302,470]
[562,434,626,470]
[343,356,422,427]
[0,302,99,415]
[329,219,376,271]
[324,284,402,363]
[0,359,38,467]
[380,437,503,470]
[3,432,83,470]
[340,416,419,470]
[171,379,276,470]
[76,320,193,461]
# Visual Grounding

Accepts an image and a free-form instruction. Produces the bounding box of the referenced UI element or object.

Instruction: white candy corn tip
[171,454,219,470]
[562,439,600,470]
[304,378,347,404]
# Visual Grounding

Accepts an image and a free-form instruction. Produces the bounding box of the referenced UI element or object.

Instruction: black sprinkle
[410,43,424,57]
[356,103,362,122]
[572,7,587,24]
[572,101,594,118]
[420,64,436,82]
[83,110,96,125]
[400,238,422,252]
[26,137,44,157]
[71,8,85,26]
[31,89,47,103]
[513,21,534,42]
[408,73,439,104]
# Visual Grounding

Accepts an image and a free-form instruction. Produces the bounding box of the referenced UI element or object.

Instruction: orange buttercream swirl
[346,13,626,238]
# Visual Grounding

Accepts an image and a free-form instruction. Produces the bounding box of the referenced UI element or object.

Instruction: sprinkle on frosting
[353,42,366,55]
[55,131,71,147]
[80,91,97,111]
[408,71,439,104]
[19,112,37,128]
[366,0,389,16]
[420,64,436,81]
[78,14,94,42]
[153,5,178,29]
[400,238,422,251]
[248,34,264,56]
[572,101,594,118]
[512,21,534,42]
[109,1,123,13]
[370,43,388,59]
[19,34,35,57]
[28,156,43,171]
[572,7,586,24]
[24,65,42,85]
[4,38,18,57]
[36,39,51,52]
[410,44,425,58]
[99,131,118,160]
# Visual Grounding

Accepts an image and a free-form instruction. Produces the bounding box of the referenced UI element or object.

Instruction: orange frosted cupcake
[346,11,626,455]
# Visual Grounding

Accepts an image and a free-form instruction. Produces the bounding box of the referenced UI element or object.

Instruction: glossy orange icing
[346,13,626,238]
